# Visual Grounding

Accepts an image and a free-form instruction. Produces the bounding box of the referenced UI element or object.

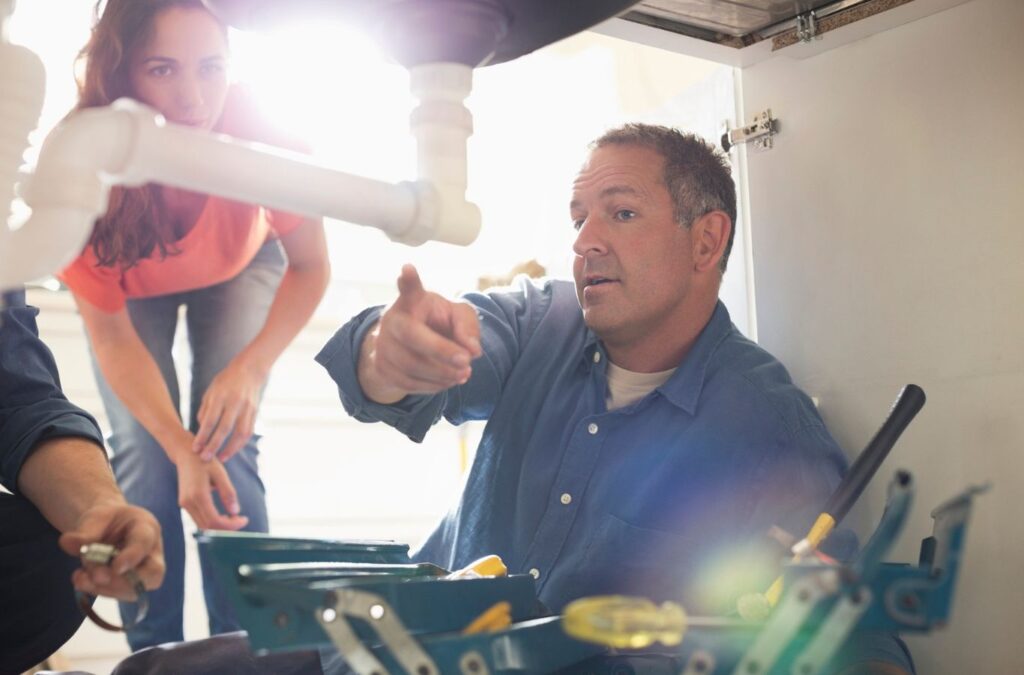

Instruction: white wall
[740,0,1024,671]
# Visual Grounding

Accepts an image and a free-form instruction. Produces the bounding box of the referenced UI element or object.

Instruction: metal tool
[195,380,984,673]
[194,469,984,673]
[76,542,148,632]
[560,471,986,674]
[743,384,927,618]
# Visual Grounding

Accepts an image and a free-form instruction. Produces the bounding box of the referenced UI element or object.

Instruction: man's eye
[149,65,172,77]
[572,217,585,231]
[615,209,637,221]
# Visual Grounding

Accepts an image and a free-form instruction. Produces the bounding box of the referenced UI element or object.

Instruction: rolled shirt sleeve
[314,278,553,443]
[0,291,105,493]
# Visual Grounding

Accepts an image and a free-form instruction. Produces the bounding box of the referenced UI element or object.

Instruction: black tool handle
[823,384,926,522]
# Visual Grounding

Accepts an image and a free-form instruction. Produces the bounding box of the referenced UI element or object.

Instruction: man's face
[571,144,695,350]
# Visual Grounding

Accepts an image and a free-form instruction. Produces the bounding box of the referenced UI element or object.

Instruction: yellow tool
[445,554,507,579]
[463,601,513,634]
[737,513,837,620]
[449,555,512,634]
[562,595,687,649]
[737,385,925,620]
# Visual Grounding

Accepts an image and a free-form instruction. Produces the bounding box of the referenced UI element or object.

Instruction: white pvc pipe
[0,7,47,289]
[1,208,95,287]
[117,104,420,235]
[1,0,14,32]
[407,63,481,247]
[25,99,419,238]
[2,107,136,288]
[6,66,485,288]
[9,100,425,287]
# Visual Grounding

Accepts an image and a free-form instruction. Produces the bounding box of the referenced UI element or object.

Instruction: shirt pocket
[576,512,699,605]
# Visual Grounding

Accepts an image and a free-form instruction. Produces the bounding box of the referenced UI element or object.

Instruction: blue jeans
[90,240,286,651]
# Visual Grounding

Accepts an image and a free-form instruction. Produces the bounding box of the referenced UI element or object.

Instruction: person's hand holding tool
[59,502,165,631]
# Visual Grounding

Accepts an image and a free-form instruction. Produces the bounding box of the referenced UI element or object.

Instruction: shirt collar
[585,300,733,415]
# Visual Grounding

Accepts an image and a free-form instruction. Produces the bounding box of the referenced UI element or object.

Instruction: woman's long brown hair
[75,0,216,269]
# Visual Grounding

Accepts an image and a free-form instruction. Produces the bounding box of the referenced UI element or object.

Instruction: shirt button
[593,351,601,364]
[560,493,572,505]
[588,422,599,435]
[529,568,540,579]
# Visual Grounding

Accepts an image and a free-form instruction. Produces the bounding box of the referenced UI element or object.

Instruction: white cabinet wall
[607,0,1022,670]
[738,0,1024,671]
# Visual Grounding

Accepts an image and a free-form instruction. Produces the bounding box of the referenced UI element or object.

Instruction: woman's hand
[175,450,249,531]
[191,219,329,462]
[193,356,268,462]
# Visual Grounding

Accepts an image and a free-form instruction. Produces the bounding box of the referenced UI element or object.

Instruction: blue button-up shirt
[1,290,105,493]
[317,278,912,669]
[317,278,851,607]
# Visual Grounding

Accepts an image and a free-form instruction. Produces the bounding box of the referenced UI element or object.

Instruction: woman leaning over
[58,0,330,650]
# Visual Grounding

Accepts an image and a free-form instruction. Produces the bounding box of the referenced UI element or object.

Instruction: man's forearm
[17,437,125,533]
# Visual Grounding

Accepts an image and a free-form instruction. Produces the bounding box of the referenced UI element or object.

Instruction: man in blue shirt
[315,124,913,673]
[110,125,911,674]
[0,291,164,672]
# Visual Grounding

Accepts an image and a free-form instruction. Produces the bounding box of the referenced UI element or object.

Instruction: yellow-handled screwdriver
[562,595,687,649]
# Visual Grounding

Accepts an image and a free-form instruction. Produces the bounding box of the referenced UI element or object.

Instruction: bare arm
[233,219,331,383]
[18,436,164,598]
[19,436,121,532]
[194,218,330,459]
[74,296,191,461]
[73,295,247,531]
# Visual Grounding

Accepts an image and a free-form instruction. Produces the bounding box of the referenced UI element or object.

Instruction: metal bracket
[732,569,839,674]
[721,109,778,153]
[796,10,820,43]
[791,586,873,675]
[316,588,440,675]
[460,650,492,675]
[317,603,388,675]
[682,649,716,674]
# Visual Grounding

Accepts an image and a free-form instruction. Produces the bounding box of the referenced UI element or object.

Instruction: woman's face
[128,6,229,129]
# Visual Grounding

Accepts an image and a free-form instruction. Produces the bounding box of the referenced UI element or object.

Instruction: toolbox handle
[824,384,926,522]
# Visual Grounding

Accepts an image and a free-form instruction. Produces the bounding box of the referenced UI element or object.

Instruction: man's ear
[692,210,732,273]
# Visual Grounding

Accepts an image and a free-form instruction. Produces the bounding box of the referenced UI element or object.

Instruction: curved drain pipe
[2,57,481,288]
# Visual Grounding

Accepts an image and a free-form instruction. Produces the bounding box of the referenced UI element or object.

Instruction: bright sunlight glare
[230,21,415,183]
[9,1,737,307]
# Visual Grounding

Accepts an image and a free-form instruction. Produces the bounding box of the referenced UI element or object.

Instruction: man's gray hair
[591,123,737,273]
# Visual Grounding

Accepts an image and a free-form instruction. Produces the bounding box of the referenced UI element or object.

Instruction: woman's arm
[74,295,249,531]
[194,218,330,460]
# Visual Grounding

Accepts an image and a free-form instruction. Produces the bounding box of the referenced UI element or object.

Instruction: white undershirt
[605,361,677,411]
